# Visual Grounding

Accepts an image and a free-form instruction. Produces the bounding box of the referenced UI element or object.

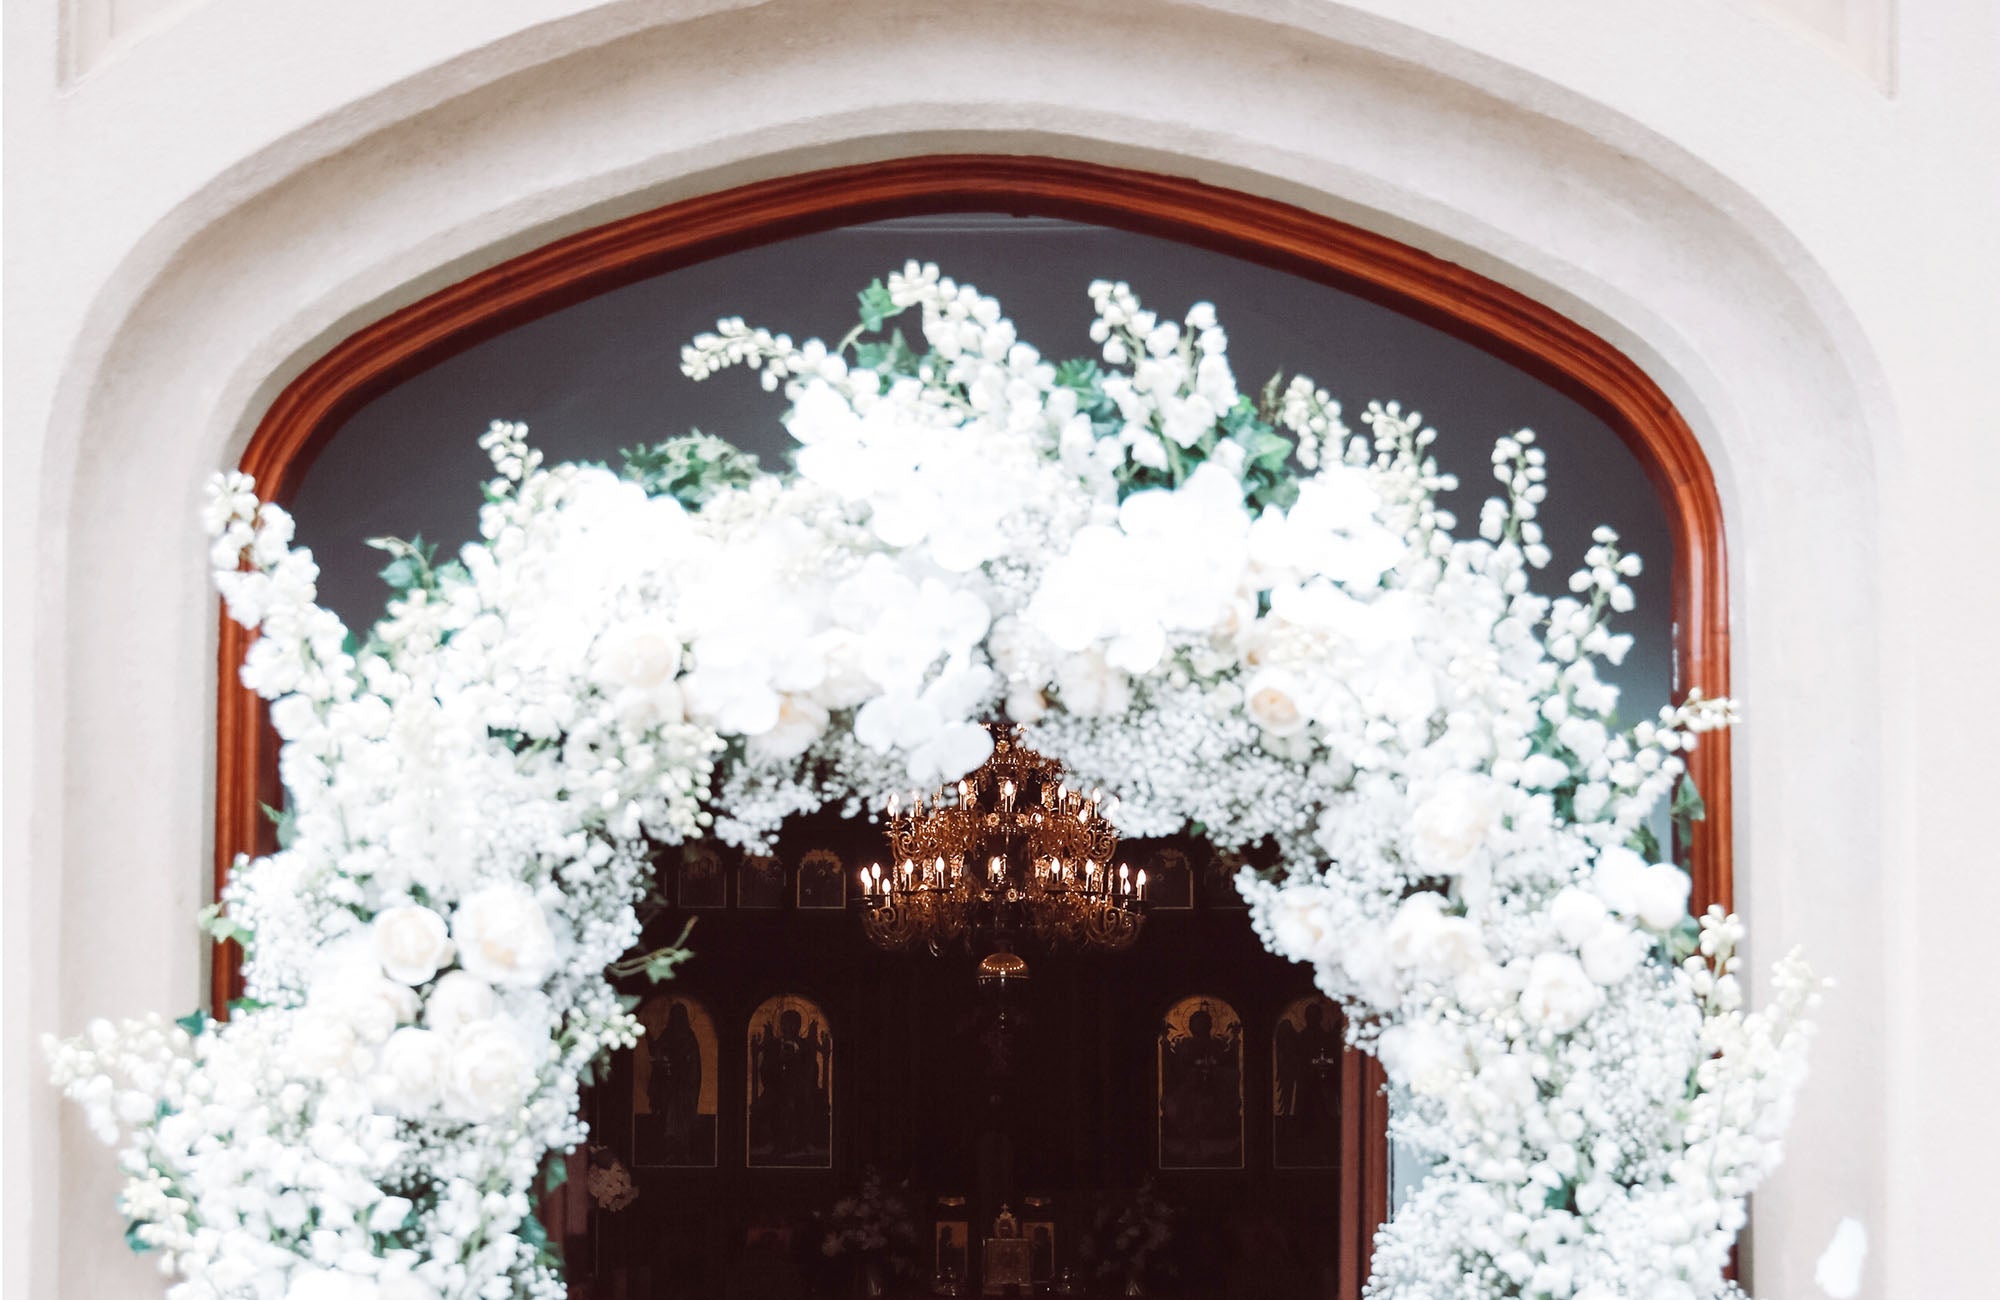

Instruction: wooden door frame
[215,154,1732,1294]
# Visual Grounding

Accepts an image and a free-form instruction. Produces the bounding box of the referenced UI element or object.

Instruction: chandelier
[858,727,1147,954]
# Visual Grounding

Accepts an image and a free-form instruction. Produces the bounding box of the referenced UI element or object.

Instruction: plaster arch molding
[43,7,1885,1298]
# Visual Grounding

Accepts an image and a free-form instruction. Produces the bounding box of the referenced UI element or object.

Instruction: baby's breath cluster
[50,268,1814,1300]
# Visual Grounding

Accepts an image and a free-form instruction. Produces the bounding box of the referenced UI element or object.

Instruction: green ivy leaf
[857,279,899,332]
[175,1010,207,1037]
[540,1149,571,1197]
[619,433,761,508]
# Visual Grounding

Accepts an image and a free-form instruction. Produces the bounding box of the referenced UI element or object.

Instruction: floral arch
[216,157,1733,1005]
[46,158,1816,1300]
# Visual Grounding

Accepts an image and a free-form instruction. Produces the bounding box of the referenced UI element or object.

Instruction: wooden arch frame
[216,154,1731,1294]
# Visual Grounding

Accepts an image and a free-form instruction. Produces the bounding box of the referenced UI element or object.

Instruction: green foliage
[176,1010,207,1037]
[125,1221,154,1255]
[259,800,297,850]
[852,328,922,379]
[620,433,762,508]
[856,278,902,333]
[197,901,254,950]
[367,534,440,595]
[539,1148,571,1197]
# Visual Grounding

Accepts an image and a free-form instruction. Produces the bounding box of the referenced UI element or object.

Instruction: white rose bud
[594,619,682,690]
[320,977,420,1044]
[443,1019,537,1122]
[1633,863,1691,931]
[1548,887,1610,948]
[451,885,557,989]
[371,905,454,986]
[423,970,498,1034]
[1263,886,1340,964]
[1518,951,1604,1034]
[286,1268,381,1300]
[374,1027,449,1115]
[1243,668,1310,738]
[377,1271,442,1300]
[289,1010,364,1078]
[1409,772,1504,875]
[1579,924,1647,986]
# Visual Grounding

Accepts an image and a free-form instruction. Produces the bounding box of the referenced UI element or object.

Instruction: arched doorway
[214,156,1730,1299]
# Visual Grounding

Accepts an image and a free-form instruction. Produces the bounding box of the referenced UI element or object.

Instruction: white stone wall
[5,2,1995,1296]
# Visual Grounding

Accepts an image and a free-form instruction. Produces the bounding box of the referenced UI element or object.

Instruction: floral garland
[47,264,1820,1300]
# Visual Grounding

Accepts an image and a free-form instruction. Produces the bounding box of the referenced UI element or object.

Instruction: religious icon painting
[631,994,719,1168]
[1023,1216,1057,1283]
[934,1219,971,1284]
[737,853,786,910]
[1157,995,1245,1169]
[676,841,728,910]
[1272,995,1343,1169]
[746,994,833,1168]
[794,848,846,910]
[1144,846,1195,909]
[1201,847,1251,908]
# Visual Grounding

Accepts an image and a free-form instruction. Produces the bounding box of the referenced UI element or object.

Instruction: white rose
[443,1018,538,1122]
[1548,887,1611,948]
[1243,668,1309,738]
[1263,886,1340,964]
[287,1270,380,1300]
[1633,863,1691,930]
[1386,892,1486,979]
[451,885,557,989]
[1590,845,1651,915]
[746,693,829,763]
[1409,772,1503,874]
[423,970,498,1034]
[318,976,419,1044]
[1054,651,1131,717]
[1004,684,1048,725]
[374,1027,449,1115]
[1376,1023,1465,1097]
[371,905,454,986]
[288,1010,365,1077]
[1518,951,1604,1034]
[1579,924,1647,986]
[377,1271,441,1300]
[593,619,682,690]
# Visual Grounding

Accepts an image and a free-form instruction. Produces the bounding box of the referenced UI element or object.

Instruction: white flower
[593,617,682,690]
[1409,773,1504,875]
[1386,892,1486,979]
[374,1027,449,1115]
[1548,887,1611,948]
[1377,1022,1466,1097]
[318,976,419,1044]
[1263,885,1341,964]
[451,885,557,989]
[288,1011,365,1077]
[378,1272,442,1300]
[443,1018,539,1122]
[1813,1217,1867,1299]
[747,694,830,763]
[1633,863,1691,930]
[1242,668,1310,738]
[1595,849,1690,930]
[371,905,454,986]
[1053,651,1131,717]
[1579,924,1646,986]
[1518,951,1603,1033]
[423,970,498,1034]
[287,1269,381,1300]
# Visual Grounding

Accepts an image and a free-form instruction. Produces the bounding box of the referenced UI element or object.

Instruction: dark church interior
[565,813,1362,1300]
